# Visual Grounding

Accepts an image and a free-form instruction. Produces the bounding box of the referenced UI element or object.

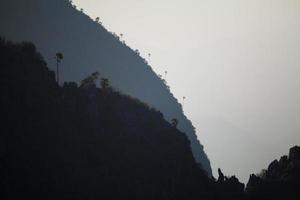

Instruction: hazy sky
[73,0,300,182]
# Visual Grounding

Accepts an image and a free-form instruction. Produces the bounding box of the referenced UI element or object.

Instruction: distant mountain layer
[0,0,211,175]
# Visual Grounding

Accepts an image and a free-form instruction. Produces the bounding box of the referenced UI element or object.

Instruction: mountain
[0,0,211,176]
[0,38,216,200]
[212,146,300,200]
[245,146,300,200]
[2,17,299,200]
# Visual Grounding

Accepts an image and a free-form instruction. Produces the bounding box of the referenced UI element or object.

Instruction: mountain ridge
[0,0,212,175]
[0,38,214,199]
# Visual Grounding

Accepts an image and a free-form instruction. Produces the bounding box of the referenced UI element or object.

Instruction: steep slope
[0,39,214,200]
[0,0,211,175]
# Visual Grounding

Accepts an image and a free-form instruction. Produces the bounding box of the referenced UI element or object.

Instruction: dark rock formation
[289,146,300,167]
[246,174,264,194]
[216,168,245,200]
[217,168,225,183]
[245,146,300,200]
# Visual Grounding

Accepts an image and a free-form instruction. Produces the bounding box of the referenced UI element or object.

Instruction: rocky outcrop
[216,168,245,200]
[245,146,300,200]
[289,146,300,167]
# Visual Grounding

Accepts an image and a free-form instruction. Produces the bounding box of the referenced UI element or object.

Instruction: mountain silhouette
[2,11,300,200]
[245,146,300,200]
[0,0,211,175]
[0,38,215,200]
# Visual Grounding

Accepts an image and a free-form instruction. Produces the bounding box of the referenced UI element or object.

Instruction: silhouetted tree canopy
[171,118,179,128]
[80,71,99,87]
[100,77,109,89]
[56,52,63,61]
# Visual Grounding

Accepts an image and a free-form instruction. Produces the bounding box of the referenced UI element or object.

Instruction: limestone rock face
[245,146,300,200]
[266,159,279,179]
[289,146,300,167]
[245,174,263,193]
[216,168,245,200]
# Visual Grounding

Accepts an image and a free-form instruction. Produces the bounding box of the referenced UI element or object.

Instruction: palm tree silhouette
[164,71,168,80]
[56,52,63,84]
[182,96,186,107]
[171,118,179,128]
[101,78,109,89]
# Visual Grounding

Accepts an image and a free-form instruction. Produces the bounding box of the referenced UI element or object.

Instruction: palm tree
[56,52,63,84]
[182,96,186,106]
[164,70,168,80]
[171,118,179,128]
[95,17,100,22]
[101,78,109,89]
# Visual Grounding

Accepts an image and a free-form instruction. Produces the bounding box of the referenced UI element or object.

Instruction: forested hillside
[0,0,212,175]
[0,38,214,200]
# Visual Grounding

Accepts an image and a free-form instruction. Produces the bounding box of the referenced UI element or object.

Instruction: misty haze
[0,0,299,200]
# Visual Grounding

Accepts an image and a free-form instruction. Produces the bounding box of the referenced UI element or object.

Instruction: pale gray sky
[73,0,300,183]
